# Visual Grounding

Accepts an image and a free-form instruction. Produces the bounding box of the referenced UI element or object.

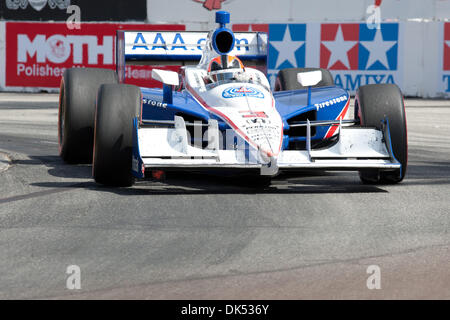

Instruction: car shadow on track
[19,155,387,195]
[14,155,92,179]
[21,151,450,197]
[30,179,387,196]
[29,166,388,196]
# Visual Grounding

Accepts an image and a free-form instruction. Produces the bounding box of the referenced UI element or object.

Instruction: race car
[58,11,407,187]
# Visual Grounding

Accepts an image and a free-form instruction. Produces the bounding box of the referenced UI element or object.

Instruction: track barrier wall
[0,0,448,97]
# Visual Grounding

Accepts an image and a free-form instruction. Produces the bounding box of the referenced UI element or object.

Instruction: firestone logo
[17,34,114,64]
[192,0,227,11]
[6,0,70,11]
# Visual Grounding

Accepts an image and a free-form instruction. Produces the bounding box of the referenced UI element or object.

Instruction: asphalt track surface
[0,92,449,299]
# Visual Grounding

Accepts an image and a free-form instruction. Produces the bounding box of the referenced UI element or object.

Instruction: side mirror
[297,70,322,87]
[152,69,179,86]
[151,69,179,104]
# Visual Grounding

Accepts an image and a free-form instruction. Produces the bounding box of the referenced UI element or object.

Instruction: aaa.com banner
[5,22,184,88]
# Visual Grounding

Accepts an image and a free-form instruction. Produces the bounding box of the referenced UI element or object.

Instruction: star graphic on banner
[322,25,357,69]
[271,26,304,69]
[360,28,396,70]
[446,40,450,48]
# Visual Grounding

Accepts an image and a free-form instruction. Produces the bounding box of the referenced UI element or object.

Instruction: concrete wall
[0,0,449,96]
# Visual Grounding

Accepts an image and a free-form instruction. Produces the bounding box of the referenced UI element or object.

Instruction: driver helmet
[207,55,244,82]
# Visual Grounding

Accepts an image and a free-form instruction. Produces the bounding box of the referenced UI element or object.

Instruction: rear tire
[93,84,142,187]
[275,67,334,91]
[355,84,407,184]
[59,68,118,163]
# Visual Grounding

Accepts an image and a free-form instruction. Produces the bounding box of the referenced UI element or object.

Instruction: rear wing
[116,31,268,83]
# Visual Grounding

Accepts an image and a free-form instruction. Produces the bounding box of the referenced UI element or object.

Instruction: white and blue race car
[58,11,407,187]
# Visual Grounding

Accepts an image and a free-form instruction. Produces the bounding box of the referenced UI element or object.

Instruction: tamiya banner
[267,23,403,94]
[5,22,184,88]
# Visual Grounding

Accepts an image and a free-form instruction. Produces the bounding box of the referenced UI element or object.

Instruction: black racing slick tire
[93,84,142,187]
[355,84,408,184]
[275,67,334,91]
[58,68,118,164]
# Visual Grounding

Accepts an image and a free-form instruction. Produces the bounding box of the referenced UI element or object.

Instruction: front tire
[355,84,408,184]
[93,84,142,187]
[59,68,118,163]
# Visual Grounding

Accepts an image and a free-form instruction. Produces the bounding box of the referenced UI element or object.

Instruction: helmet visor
[212,72,236,82]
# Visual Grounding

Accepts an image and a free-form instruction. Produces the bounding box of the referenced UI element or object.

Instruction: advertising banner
[124,31,265,59]
[0,0,147,21]
[441,22,450,95]
[4,22,184,89]
[0,19,448,97]
[148,0,449,26]
[267,23,403,94]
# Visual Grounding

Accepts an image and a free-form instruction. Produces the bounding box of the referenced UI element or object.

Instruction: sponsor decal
[314,95,348,111]
[246,118,270,124]
[5,22,184,88]
[222,87,264,99]
[239,110,268,118]
[143,99,168,108]
[192,0,227,11]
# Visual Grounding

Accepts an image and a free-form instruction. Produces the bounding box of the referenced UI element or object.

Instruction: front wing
[131,116,401,178]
